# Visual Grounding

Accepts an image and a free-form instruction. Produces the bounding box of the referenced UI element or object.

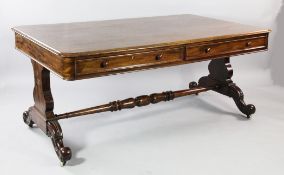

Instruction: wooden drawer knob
[205,47,211,53]
[155,54,163,60]
[246,41,252,47]
[100,60,109,68]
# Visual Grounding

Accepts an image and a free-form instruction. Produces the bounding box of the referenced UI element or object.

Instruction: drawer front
[76,47,184,76]
[186,36,267,60]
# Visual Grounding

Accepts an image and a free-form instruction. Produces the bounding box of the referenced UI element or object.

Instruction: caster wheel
[60,161,67,167]
[23,111,34,128]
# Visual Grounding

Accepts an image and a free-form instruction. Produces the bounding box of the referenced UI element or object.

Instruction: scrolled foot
[197,57,256,118]
[245,104,256,118]
[23,111,35,128]
[229,85,256,118]
[47,121,72,166]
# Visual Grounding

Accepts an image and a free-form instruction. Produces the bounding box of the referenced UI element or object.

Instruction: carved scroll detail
[47,121,72,166]
[198,57,255,118]
[23,60,72,166]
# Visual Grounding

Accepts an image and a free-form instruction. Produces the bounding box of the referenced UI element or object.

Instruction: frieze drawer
[185,35,268,60]
[76,47,184,77]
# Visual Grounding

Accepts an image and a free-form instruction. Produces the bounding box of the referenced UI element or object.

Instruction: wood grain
[15,33,75,80]
[52,87,208,120]
[75,47,184,77]
[14,14,271,165]
[22,61,72,165]
[186,34,268,60]
[13,14,270,81]
[12,14,270,57]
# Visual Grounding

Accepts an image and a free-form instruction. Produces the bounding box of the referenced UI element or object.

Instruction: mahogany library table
[12,14,270,166]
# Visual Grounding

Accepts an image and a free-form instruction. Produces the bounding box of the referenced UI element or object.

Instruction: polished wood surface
[15,34,74,80]
[185,34,267,60]
[198,57,256,117]
[13,14,270,165]
[13,14,270,80]
[75,46,185,78]
[12,14,268,57]
[22,61,71,165]
[52,87,208,121]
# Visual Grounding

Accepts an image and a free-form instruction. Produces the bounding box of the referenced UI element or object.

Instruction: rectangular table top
[12,14,269,58]
[13,14,270,81]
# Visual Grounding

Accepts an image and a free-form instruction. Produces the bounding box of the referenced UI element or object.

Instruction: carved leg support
[23,61,71,165]
[22,58,254,165]
[198,57,255,118]
[47,121,72,166]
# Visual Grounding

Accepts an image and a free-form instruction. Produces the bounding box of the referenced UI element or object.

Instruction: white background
[0,0,284,174]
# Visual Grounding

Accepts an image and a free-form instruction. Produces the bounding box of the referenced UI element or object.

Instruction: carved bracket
[198,57,255,118]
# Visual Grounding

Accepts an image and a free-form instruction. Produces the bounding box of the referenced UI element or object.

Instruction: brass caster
[60,161,67,167]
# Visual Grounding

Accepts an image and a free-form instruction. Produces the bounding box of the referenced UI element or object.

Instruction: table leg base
[198,57,256,118]
[47,121,72,166]
[22,60,72,166]
[23,107,49,133]
[22,108,72,165]
[23,57,256,165]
